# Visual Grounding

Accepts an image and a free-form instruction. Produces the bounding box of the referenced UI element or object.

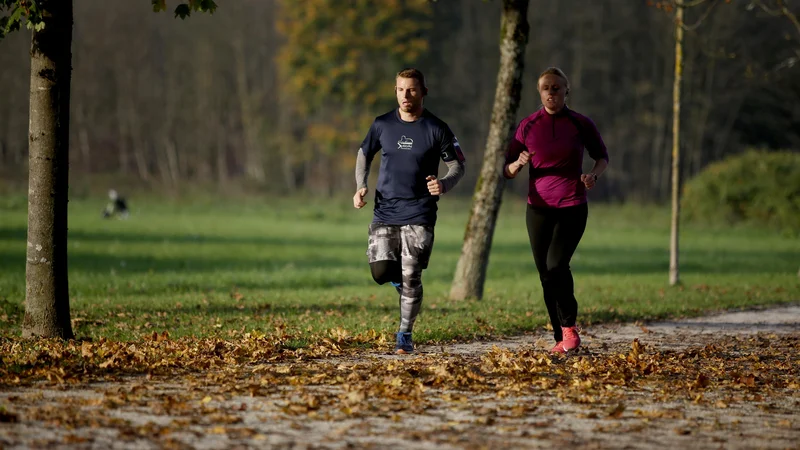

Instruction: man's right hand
[353,187,368,209]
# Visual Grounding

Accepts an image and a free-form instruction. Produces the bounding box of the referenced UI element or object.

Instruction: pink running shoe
[561,326,581,352]
[550,341,566,354]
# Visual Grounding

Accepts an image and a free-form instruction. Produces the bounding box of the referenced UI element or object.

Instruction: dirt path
[1,306,798,450]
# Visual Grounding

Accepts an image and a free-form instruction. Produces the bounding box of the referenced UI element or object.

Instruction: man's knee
[370,260,401,285]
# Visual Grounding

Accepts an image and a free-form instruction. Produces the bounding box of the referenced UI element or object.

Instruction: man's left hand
[426,175,443,196]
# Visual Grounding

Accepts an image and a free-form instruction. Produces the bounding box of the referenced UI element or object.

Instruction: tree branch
[779,0,800,38]
[682,0,721,31]
[753,0,800,38]
[675,0,712,8]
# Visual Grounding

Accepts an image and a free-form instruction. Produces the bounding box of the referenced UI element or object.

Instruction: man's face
[396,76,424,113]
[538,74,567,113]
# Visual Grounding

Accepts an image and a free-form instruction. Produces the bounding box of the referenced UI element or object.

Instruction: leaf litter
[0,307,798,449]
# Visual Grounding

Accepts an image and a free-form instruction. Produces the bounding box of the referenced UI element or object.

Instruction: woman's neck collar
[543,105,568,116]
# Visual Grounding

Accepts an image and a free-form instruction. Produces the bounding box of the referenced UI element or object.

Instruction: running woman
[504,67,609,354]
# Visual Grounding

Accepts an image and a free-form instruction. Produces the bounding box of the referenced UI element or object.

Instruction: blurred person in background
[102,189,129,220]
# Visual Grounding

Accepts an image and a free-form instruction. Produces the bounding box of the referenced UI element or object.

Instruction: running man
[353,68,466,354]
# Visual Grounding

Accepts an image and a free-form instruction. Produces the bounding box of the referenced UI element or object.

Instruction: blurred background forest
[1,0,798,202]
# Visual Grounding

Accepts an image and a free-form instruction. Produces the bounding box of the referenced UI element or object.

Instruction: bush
[681,150,800,234]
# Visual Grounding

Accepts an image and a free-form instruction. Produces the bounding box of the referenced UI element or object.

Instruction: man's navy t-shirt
[360,109,462,226]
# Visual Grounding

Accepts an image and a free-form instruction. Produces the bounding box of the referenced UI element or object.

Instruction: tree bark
[24,0,75,339]
[669,4,684,287]
[449,0,530,301]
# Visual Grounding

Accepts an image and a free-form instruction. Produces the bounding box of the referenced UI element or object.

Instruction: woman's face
[538,74,567,113]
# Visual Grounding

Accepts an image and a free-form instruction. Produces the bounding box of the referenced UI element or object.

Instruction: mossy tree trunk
[449,0,530,300]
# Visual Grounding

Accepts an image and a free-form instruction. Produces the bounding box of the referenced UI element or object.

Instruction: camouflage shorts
[366,223,435,270]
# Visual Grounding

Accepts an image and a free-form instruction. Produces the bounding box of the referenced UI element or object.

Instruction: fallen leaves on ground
[0,331,797,448]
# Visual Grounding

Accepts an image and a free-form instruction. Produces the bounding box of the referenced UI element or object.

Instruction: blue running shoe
[395,332,414,354]
[389,281,402,296]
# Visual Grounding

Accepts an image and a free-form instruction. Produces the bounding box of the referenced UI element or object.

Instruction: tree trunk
[216,127,228,185]
[651,42,673,202]
[669,5,684,287]
[24,0,75,339]
[449,0,530,301]
[164,137,181,187]
[233,37,266,183]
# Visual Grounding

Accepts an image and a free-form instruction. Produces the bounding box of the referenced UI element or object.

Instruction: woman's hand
[505,151,533,178]
[516,151,531,168]
[581,173,597,190]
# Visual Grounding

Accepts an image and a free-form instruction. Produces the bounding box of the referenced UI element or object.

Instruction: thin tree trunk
[649,108,667,201]
[280,142,296,192]
[652,42,673,202]
[450,0,530,301]
[277,95,298,192]
[195,46,215,182]
[77,128,90,171]
[216,128,228,185]
[24,0,75,339]
[156,139,175,188]
[74,103,91,171]
[233,37,265,183]
[689,21,719,175]
[712,93,745,160]
[114,58,135,177]
[164,137,180,187]
[669,5,684,287]
[118,74,151,181]
[117,119,130,176]
[132,139,151,181]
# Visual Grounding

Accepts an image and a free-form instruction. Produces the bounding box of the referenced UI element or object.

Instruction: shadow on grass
[1,227,797,278]
[480,246,797,277]
[0,227,366,248]
[0,299,462,337]
[0,243,361,273]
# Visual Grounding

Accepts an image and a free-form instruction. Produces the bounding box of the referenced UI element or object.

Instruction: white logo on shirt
[397,135,414,150]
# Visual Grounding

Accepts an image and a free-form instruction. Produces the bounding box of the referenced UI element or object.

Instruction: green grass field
[0,194,797,345]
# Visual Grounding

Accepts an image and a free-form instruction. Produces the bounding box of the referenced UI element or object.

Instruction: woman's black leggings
[526,203,588,342]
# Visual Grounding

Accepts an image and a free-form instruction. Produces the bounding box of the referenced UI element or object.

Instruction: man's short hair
[396,68,427,95]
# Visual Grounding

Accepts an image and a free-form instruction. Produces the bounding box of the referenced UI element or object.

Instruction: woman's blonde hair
[537,67,570,92]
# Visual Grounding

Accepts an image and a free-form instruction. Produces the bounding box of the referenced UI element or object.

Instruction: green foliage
[276,0,433,156]
[682,150,800,234]
[1,0,216,40]
[277,0,431,113]
[0,0,44,39]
